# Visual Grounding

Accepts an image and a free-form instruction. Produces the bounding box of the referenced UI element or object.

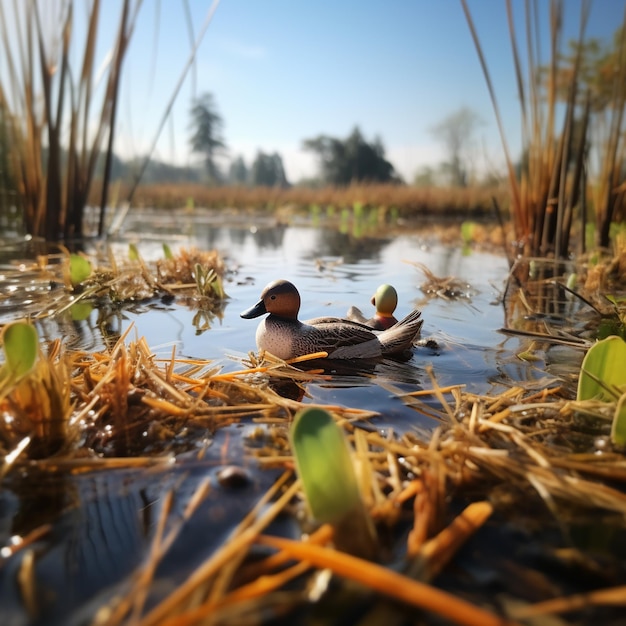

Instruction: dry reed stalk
[417,500,493,579]
[135,473,300,626]
[463,0,626,258]
[0,1,137,239]
[512,584,626,619]
[256,533,519,626]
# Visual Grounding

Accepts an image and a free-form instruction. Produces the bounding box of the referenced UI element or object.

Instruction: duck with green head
[240,279,422,360]
[346,283,399,330]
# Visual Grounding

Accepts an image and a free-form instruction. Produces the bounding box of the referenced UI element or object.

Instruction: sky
[30,0,626,183]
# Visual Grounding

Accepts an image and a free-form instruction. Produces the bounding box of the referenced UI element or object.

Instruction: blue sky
[92,0,624,182]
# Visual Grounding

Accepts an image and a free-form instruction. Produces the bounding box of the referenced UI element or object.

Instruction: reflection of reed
[61,473,152,599]
[503,257,592,341]
[2,470,156,624]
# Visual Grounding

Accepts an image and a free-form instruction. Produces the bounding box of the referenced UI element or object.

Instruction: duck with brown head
[240,279,423,360]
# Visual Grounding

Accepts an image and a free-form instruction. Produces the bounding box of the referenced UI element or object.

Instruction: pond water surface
[109,209,530,432]
[0,209,550,625]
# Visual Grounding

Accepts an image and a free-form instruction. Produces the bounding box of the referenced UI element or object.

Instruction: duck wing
[306,315,372,330]
[307,319,377,347]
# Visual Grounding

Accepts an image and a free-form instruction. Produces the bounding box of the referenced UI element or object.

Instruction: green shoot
[69,254,92,287]
[577,336,626,402]
[291,407,377,558]
[194,264,225,299]
[129,243,141,261]
[0,322,39,388]
[163,243,174,260]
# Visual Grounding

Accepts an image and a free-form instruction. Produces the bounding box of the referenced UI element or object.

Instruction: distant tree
[413,165,438,187]
[228,155,249,185]
[189,92,226,184]
[303,126,396,185]
[430,107,482,187]
[250,151,288,187]
[546,27,626,113]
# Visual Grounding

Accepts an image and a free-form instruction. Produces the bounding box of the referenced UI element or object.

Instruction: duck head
[240,279,302,320]
[371,284,398,316]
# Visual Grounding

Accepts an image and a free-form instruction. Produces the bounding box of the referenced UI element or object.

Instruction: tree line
[189,93,400,188]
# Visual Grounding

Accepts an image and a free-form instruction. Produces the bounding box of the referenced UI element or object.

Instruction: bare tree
[430,107,483,187]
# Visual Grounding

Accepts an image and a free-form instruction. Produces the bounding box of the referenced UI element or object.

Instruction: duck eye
[270,295,276,300]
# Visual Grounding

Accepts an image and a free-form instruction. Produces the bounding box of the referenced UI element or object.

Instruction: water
[0,211,528,431]
[0,210,540,625]
[107,210,521,430]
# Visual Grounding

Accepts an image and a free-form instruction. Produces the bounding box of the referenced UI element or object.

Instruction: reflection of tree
[204,226,229,249]
[304,228,392,264]
[249,225,287,250]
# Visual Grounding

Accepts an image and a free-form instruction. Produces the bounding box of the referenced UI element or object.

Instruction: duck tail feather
[378,309,423,354]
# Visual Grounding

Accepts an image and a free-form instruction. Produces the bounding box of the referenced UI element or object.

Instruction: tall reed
[0,99,20,230]
[0,1,142,240]
[0,1,221,241]
[462,0,626,258]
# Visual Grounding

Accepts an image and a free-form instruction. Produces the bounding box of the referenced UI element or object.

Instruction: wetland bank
[1,0,626,623]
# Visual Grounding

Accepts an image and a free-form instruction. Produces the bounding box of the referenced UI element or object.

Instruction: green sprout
[193,263,225,299]
[290,407,377,558]
[0,322,39,393]
[69,254,93,287]
[162,243,174,260]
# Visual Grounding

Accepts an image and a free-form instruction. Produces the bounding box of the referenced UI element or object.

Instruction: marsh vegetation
[1,1,626,625]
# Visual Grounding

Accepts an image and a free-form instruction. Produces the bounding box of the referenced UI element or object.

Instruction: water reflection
[0,214,529,419]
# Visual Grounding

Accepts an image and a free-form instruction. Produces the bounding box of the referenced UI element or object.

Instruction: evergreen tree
[189,92,226,184]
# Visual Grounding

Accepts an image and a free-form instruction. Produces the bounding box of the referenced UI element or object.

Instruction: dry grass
[4,323,626,624]
[0,1,139,240]
[99,180,511,218]
[7,345,620,624]
[2,248,626,622]
[0,2,217,240]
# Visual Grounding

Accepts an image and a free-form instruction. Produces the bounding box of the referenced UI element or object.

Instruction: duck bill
[240,299,267,319]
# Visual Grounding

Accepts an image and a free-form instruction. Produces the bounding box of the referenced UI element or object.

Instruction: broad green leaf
[1,322,39,380]
[577,335,626,402]
[611,394,626,447]
[291,407,362,524]
[69,254,92,286]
